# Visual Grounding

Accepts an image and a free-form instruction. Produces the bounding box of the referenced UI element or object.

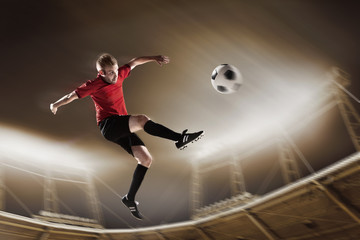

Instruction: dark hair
[96,53,118,70]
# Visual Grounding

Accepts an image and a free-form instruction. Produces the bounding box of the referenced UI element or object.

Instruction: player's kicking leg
[129,114,204,149]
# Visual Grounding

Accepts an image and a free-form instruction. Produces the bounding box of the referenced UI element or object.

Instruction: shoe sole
[179,132,204,150]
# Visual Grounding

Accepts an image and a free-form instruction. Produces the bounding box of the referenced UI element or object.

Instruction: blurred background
[0,0,359,229]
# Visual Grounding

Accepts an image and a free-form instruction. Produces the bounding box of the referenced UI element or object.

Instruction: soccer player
[50,54,203,220]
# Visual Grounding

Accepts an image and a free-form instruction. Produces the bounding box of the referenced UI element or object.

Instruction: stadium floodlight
[192,66,334,163]
[0,124,89,171]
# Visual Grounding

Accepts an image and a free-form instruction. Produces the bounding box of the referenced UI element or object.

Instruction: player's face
[100,64,119,84]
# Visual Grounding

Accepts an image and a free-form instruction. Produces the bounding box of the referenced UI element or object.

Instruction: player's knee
[139,154,152,168]
[139,114,150,125]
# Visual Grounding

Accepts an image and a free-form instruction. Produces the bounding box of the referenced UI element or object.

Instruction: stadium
[1,1,359,239]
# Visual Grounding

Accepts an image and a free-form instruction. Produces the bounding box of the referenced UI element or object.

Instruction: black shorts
[99,115,145,156]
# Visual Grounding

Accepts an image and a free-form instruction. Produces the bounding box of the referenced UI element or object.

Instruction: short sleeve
[118,64,131,79]
[75,79,96,99]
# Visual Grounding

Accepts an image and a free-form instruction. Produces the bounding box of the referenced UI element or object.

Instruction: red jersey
[75,64,131,125]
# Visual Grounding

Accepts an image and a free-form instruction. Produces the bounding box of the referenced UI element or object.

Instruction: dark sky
[1,0,359,229]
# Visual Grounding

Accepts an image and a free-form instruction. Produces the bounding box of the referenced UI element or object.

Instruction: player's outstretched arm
[50,91,79,115]
[128,55,170,70]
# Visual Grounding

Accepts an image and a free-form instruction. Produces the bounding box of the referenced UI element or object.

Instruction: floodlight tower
[190,154,248,217]
[44,166,60,213]
[274,67,359,185]
[42,165,104,227]
[277,138,301,184]
[330,67,360,151]
[85,171,104,224]
[230,154,246,195]
[190,161,202,214]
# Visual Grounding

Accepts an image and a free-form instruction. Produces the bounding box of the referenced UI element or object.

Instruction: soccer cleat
[175,130,204,150]
[122,195,143,220]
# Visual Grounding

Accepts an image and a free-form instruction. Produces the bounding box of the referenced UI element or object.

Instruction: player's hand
[50,103,58,115]
[155,55,170,66]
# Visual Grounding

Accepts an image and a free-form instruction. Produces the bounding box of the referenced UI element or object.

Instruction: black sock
[143,120,181,141]
[127,164,148,201]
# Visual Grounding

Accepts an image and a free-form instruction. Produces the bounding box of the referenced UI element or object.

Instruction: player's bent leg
[129,114,205,150]
[129,115,181,141]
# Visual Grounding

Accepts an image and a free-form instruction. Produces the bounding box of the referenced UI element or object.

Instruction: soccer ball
[211,64,243,94]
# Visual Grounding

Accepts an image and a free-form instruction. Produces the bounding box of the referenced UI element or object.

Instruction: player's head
[96,53,119,84]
